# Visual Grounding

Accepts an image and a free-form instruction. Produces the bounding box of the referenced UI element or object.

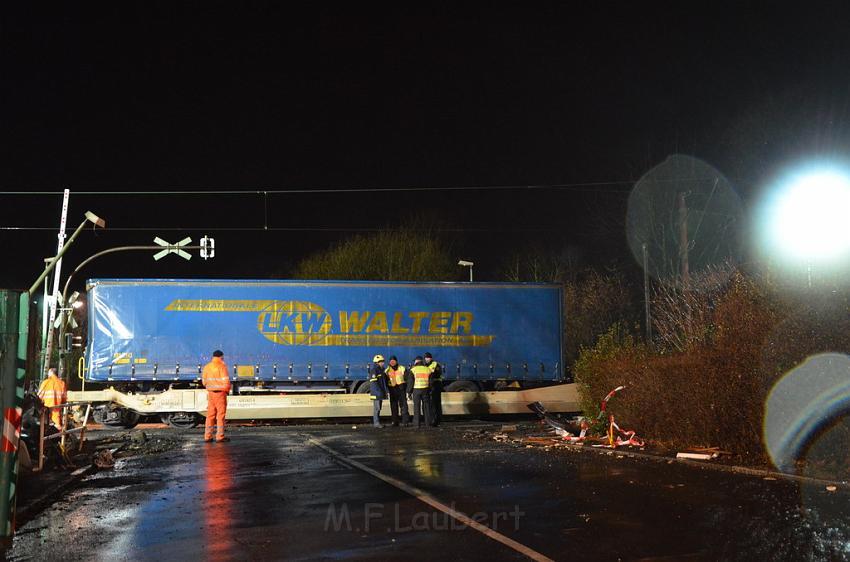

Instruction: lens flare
[626,155,743,286]
[764,353,850,472]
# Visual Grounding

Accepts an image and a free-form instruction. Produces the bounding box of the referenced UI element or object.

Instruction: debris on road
[528,401,588,442]
[676,447,729,460]
[95,429,180,457]
[676,452,716,460]
[526,436,557,445]
[93,449,116,469]
[528,398,645,449]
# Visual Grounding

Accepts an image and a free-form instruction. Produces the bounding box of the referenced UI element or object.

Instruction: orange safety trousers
[205,391,228,441]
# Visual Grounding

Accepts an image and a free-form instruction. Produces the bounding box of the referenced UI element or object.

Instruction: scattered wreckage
[527,384,645,449]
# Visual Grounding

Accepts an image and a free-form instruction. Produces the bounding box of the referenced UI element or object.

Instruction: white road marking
[307,436,555,562]
[347,448,480,459]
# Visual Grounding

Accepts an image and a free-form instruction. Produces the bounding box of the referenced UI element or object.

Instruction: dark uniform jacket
[369,363,389,399]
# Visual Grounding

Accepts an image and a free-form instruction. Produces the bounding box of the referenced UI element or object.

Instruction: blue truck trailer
[71,279,574,426]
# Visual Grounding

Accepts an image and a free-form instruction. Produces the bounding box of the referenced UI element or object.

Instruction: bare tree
[650,262,736,352]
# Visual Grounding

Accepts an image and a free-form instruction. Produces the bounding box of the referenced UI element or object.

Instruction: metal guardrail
[32,403,92,473]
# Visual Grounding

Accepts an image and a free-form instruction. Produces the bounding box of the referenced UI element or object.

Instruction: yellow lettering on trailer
[451,312,473,334]
[365,311,388,333]
[166,299,495,347]
[408,311,428,333]
[429,311,451,334]
[391,312,410,334]
[338,311,369,333]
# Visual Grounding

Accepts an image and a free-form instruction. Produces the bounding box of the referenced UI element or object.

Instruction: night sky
[3,4,850,291]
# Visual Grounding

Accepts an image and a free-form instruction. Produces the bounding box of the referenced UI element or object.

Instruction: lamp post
[36,212,106,379]
[458,260,474,282]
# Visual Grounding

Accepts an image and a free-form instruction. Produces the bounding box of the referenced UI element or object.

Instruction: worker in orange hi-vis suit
[202,350,232,443]
[37,368,67,428]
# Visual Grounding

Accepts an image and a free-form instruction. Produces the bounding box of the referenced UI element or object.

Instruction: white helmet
[373,354,385,363]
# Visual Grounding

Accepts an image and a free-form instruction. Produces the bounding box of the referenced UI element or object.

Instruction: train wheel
[93,406,140,428]
[92,406,108,425]
[445,381,480,392]
[122,410,140,429]
[161,412,200,429]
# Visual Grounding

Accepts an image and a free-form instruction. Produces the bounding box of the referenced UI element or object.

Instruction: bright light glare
[72,300,84,309]
[764,171,850,262]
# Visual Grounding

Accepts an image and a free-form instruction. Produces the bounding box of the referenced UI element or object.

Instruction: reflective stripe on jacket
[426,361,442,380]
[37,375,67,405]
[411,365,431,389]
[369,364,389,399]
[385,365,406,387]
[202,357,232,392]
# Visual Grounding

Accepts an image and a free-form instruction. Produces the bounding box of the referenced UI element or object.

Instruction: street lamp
[757,165,850,285]
[54,236,214,377]
[33,211,105,378]
[28,211,105,296]
[458,260,474,282]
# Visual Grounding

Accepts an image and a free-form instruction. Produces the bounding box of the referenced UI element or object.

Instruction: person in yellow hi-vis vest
[37,368,67,428]
[423,352,443,427]
[407,356,432,429]
[385,356,410,427]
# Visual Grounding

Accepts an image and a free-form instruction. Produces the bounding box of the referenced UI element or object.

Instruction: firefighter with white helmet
[369,354,389,428]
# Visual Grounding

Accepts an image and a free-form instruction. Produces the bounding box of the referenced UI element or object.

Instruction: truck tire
[161,412,200,429]
[445,381,480,393]
[355,382,371,394]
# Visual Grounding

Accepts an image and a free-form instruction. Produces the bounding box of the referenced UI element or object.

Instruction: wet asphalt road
[8,421,850,561]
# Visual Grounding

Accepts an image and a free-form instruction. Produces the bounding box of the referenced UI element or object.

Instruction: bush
[574,273,839,464]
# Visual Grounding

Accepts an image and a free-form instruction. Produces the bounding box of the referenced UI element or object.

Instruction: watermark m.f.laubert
[324,502,525,533]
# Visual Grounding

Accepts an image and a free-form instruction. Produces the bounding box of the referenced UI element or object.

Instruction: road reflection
[204,444,236,561]
[414,455,442,479]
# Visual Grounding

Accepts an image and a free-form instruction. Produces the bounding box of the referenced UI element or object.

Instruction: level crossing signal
[200,236,215,260]
[153,237,193,261]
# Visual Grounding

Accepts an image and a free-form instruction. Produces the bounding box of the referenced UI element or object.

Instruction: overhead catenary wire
[0,175,754,196]
[0,181,639,196]
[0,226,561,232]
[0,182,629,232]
